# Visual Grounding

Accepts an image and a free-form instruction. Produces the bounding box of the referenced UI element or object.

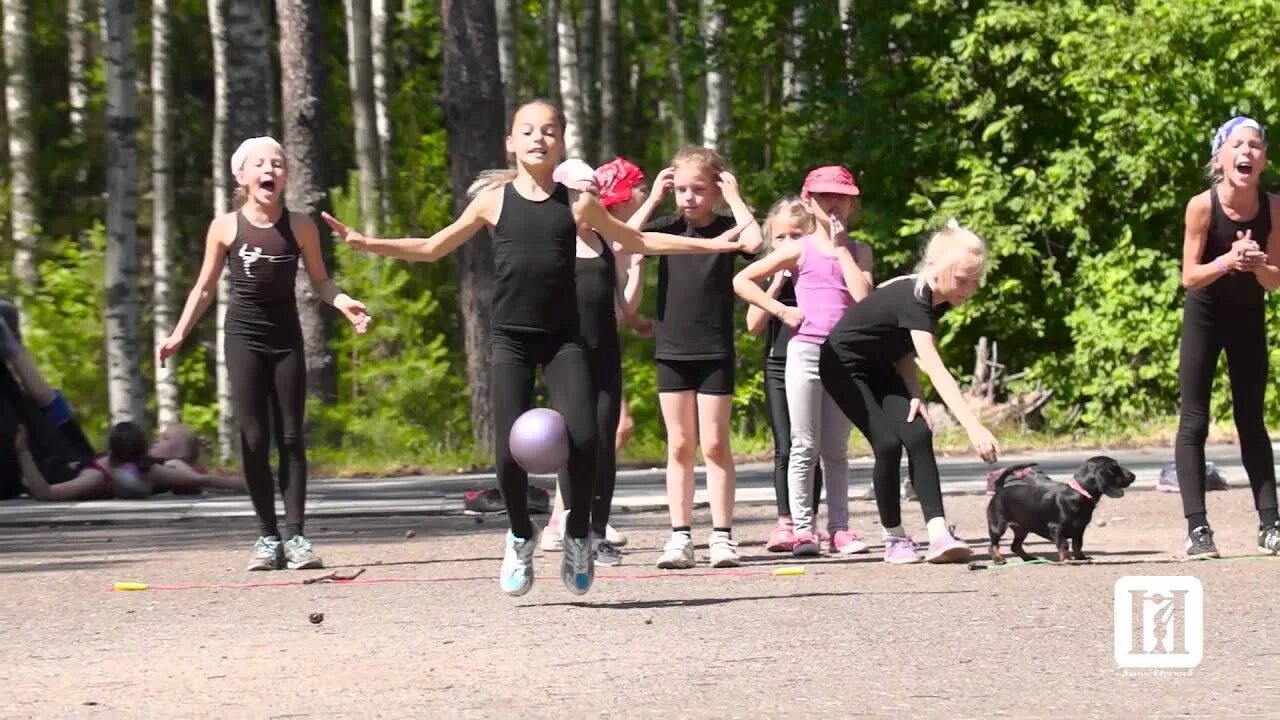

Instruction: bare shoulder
[1185,190,1211,216]
[208,211,239,246]
[1268,192,1280,213]
[471,186,505,225]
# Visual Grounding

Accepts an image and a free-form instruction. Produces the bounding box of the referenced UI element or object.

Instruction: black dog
[986,456,1136,564]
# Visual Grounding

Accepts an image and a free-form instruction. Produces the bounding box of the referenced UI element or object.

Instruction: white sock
[926,517,950,543]
[882,525,906,540]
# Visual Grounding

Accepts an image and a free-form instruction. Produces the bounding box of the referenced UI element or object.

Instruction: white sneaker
[500,522,540,597]
[559,512,595,595]
[656,532,696,569]
[708,531,741,568]
[540,517,564,552]
[593,537,622,566]
[605,524,627,546]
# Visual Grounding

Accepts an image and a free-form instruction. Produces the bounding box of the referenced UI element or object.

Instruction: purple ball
[509,408,569,474]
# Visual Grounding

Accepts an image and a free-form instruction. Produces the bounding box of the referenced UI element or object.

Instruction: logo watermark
[1113,576,1203,673]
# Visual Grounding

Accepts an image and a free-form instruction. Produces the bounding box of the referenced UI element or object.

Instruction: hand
[652,167,676,198]
[967,424,1000,464]
[155,333,183,369]
[335,295,372,334]
[321,212,369,251]
[713,223,750,249]
[717,170,743,204]
[13,425,27,452]
[628,315,655,338]
[828,216,847,241]
[776,305,804,329]
[906,398,933,430]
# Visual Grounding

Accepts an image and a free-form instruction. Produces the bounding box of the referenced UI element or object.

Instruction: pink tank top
[793,234,855,344]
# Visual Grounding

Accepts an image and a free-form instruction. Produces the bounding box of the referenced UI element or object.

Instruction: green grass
[208,414,1248,479]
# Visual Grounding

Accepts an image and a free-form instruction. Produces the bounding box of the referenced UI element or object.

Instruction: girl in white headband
[157,135,372,571]
[1176,116,1280,558]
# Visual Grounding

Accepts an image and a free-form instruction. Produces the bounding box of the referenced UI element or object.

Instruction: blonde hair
[912,218,988,299]
[466,99,568,199]
[761,196,814,253]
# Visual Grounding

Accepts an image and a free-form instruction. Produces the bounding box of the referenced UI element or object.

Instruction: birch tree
[700,0,729,151]
[208,0,234,460]
[344,0,381,235]
[598,0,618,158]
[4,0,38,297]
[556,0,583,157]
[152,0,179,427]
[495,0,517,119]
[372,0,391,221]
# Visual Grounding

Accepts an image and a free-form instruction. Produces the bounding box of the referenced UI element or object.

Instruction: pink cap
[801,165,860,198]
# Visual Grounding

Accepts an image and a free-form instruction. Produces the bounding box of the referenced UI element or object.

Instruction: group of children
[10,98,1276,598]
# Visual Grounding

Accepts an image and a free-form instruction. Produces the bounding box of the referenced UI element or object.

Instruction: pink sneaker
[829,530,870,555]
[765,520,796,553]
[925,526,973,564]
[792,531,821,556]
[883,535,922,564]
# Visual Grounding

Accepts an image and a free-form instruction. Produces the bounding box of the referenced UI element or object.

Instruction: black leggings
[493,330,597,540]
[557,344,621,536]
[225,337,308,539]
[818,345,944,528]
[1175,300,1278,525]
[764,357,821,517]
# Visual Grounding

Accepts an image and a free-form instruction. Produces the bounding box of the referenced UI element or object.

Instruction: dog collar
[1067,476,1094,500]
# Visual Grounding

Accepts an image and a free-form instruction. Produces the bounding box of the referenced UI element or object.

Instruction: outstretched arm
[295,214,371,334]
[732,245,803,328]
[576,193,748,255]
[322,189,498,263]
[148,460,247,494]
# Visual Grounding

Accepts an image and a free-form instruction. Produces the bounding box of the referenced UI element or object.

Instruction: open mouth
[1235,159,1255,176]
[259,179,277,193]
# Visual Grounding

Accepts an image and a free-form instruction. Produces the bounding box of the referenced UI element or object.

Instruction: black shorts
[656,357,735,395]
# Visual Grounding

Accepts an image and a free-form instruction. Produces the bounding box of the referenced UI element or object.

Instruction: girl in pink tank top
[734,181,874,555]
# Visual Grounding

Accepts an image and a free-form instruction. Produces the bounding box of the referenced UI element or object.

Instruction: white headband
[230,136,285,176]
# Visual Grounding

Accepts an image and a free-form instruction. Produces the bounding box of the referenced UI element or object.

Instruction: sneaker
[883,535,922,564]
[708,531,741,568]
[765,520,796,553]
[1184,525,1219,560]
[830,529,871,555]
[594,537,622,566]
[791,531,821,557]
[925,526,972,564]
[500,522,541,596]
[1156,464,1179,493]
[464,487,506,514]
[560,518,595,595]
[247,536,282,571]
[1258,522,1280,555]
[604,524,628,547]
[541,516,564,552]
[656,533,696,569]
[283,535,324,570]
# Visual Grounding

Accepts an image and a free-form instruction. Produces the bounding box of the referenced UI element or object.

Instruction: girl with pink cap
[734,166,874,556]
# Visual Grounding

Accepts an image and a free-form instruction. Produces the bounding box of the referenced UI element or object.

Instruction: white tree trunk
[102,0,146,425]
[208,0,234,461]
[68,0,92,138]
[782,3,806,102]
[544,0,560,107]
[495,0,517,119]
[700,0,729,151]
[152,0,179,428]
[371,0,391,222]
[345,0,381,235]
[598,0,618,159]
[664,0,686,146]
[4,0,38,297]
[578,0,598,158]
[556,0,583,157]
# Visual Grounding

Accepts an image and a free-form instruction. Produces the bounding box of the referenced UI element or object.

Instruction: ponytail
[467,168,518,199]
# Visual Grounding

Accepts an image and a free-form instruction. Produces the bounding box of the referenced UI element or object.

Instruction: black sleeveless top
[575,235,620,353]
[491,183,579,335]
[225,210,303,351]
[764,275,798,361]
[1192,187,1271,307]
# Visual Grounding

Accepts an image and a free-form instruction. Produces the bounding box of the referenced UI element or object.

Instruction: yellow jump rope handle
[113,581,149,591]
[773,566,806,576]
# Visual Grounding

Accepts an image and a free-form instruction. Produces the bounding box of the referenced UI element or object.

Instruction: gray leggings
[785,339,851,534]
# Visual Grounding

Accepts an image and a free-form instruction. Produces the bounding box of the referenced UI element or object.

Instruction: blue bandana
[1212,116,1265,156]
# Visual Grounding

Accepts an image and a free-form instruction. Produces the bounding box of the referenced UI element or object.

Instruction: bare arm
[853,242,875,289]
[576,193,747,255]
[732,245,802,317]
[897,354,925,398]
[909,330,985,430]
[148,460,247,493]
[1253,194,1280,291]
[323,189,499,263]
[718,171,764,255]
[15,430,109,501]
[626,167,672,230]
[168,215,233,342]
[837,245,873,301]
[745,274,787,335]
[294,213,345,305]
[1181,193,1229,291]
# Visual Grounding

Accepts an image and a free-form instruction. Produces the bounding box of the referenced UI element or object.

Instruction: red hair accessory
[594,157,646,208]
